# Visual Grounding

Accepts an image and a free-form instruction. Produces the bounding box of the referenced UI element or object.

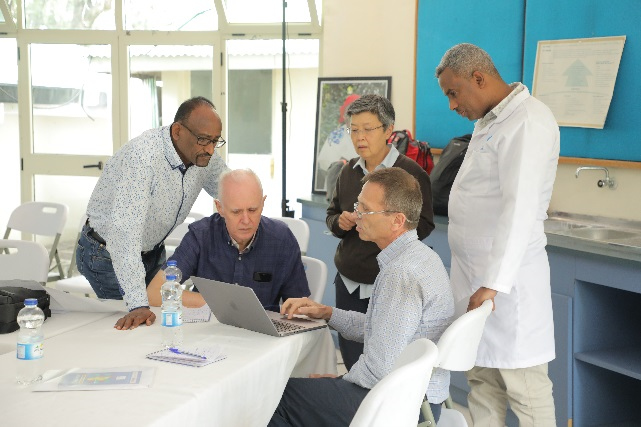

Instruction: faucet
[575,166,616,189]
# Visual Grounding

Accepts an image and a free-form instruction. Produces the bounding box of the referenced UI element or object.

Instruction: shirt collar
[376,229,418,269]
[476,82,525,131]
[354,144,400,175]
[224,217,262,254]
[163,124,188,171]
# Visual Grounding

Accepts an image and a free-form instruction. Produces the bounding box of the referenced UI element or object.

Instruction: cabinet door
[302,218,339,307]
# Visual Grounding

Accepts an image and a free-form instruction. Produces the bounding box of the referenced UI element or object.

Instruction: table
[0,308,337,427]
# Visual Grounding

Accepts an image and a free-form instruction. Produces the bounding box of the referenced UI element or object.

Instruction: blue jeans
[76,223,166,303]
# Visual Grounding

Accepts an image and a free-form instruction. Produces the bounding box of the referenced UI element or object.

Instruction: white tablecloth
[0,308,337,427]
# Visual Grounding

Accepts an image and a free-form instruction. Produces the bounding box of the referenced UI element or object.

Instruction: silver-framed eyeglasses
[347,125,384,137]
[353,202,397,219]
[180,122,227,148]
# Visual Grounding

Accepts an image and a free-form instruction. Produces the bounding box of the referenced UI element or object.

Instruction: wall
[321,0,416,131]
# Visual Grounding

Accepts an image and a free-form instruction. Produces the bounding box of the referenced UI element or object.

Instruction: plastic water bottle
[16,298,45,385]
[165,260,182,284]
[161,274,183,348]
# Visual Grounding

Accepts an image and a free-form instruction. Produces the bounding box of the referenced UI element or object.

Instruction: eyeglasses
[353,202,397,220]
[180,122,227,148]
[347,125,384,137]
[353,202,418,223]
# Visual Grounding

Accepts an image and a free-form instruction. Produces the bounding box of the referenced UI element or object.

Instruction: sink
[565,228,640,241]
[544,220,590,233]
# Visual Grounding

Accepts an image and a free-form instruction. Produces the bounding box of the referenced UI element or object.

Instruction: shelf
[575,346,641,381]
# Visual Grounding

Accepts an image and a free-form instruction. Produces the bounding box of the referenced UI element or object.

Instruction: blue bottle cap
[167,260,177,266]
[24,298,38,306]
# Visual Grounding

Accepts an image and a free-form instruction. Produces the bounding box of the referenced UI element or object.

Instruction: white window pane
[30,44,113,156]
[224,0,310,24]
[24,0,114,30]
[124,0,218,31]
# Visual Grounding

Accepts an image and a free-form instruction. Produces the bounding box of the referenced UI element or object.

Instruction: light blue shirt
[86,125,228,310]
[329,229,454,403]
[342,144,400,298]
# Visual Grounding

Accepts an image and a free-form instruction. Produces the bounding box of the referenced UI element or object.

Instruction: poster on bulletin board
[532,36,626,129]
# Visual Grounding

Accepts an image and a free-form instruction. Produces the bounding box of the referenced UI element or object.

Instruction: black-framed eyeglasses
[180,122,227,148]
[346,125,385,137]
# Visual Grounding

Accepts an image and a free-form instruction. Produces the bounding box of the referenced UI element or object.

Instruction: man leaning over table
[268,167,454,427]
[138,168,310,321]
[77,96,229,331]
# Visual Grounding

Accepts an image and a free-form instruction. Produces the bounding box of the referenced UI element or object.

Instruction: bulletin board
[416,0,641,162]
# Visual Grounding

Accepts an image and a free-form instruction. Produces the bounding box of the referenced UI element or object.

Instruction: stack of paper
[146,345,225,367]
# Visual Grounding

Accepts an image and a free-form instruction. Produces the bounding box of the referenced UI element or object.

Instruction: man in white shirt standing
[77,96,228,330]
[436,43,559,426]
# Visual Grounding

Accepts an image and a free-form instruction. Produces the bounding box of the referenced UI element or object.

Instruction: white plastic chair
[50,215,96,297]
[3,201,69,280]
[0,239,50,283]
[419,299,493,426]
[436,408,468,427]
[272,217,310,254]
[165,211,205,257]
[301,255,327,303]
[351,338,439,427]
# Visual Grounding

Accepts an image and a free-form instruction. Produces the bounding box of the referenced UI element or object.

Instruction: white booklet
[33,366,155,391]
[146,345,225,367]
[182,304,212,323]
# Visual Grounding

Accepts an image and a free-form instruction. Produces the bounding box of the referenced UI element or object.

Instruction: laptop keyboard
[271,319,306,333]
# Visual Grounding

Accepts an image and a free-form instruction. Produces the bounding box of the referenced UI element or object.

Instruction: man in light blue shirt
[270,167,454,427]
[77,96,229,330]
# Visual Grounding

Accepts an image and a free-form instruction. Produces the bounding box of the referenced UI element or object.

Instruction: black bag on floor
[431,134,472,216]
[0,282,51,334]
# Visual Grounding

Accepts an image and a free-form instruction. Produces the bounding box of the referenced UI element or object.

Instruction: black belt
[86,219,164,254]
[86,220,107,245]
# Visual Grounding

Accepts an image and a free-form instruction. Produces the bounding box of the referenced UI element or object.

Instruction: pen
[169,348,207,359]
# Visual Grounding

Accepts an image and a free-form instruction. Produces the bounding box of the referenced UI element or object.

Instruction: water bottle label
[17,342,44,360]
[161,311,183,327]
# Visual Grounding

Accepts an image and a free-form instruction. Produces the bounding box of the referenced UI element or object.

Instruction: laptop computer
[192,277,327,337]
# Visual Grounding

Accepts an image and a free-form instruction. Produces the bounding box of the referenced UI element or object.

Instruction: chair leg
[54,250,65,279]
[419,399,437,426]
[444,395,454,409]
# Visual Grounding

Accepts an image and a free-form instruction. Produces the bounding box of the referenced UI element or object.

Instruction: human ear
[472,71,485,88]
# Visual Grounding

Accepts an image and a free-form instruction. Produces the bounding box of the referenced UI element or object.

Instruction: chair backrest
[272,217,310,254]
[435,299,493,371]
[436,408,469,427]
[165,212,205,247]
[350,339,439,427]
[0,239,50,283]
[301,256,327,303]
[4,202,68,237]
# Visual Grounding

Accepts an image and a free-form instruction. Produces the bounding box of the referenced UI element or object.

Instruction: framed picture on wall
[311,76,392,195]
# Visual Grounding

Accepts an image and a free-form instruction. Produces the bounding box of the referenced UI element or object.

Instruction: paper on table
[146,345,226,367]
[182,304,212,323]
[32,366,155,391]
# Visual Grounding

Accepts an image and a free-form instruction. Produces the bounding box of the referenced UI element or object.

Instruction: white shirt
[448,84,560,368]
[87,125,228,310]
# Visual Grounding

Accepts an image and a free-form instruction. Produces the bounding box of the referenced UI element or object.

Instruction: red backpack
[387,129,434,175]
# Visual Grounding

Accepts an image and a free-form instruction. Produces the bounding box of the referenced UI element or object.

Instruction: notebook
[191,277,327,337]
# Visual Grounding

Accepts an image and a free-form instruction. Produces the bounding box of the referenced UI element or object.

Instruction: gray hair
[362,167,421,230]
[345,94,395,130]
[435,43,500,79]
[217,168,263,204]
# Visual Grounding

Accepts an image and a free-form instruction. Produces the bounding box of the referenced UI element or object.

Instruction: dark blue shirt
[168,214,310,311]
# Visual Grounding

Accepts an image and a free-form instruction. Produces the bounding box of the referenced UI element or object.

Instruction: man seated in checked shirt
[269,167,454,427]
[144,168,310,313]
